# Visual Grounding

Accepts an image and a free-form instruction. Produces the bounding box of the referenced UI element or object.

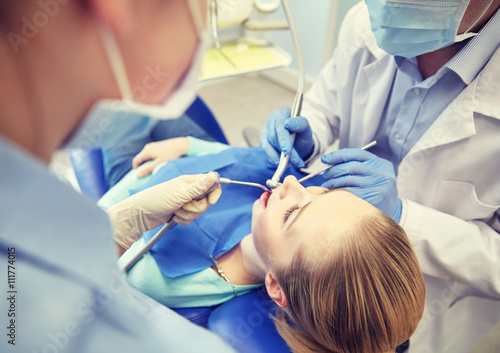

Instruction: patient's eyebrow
[284,189,336,232]
[285,201,312,232]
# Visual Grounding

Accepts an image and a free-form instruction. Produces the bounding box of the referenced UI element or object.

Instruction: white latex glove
[108,172,222,250]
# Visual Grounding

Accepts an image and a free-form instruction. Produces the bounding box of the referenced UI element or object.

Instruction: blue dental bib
[131,147,323,277]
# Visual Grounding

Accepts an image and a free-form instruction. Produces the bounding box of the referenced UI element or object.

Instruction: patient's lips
[260,192,270,209]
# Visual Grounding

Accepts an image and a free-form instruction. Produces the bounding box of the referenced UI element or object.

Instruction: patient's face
[251,175,376,267]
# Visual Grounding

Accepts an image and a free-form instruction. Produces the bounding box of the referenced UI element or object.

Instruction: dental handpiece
[267,0,305,191]
[219,177,271,193]
[267,92,303,190]
[297,141,378,184]
[120,172,221,273]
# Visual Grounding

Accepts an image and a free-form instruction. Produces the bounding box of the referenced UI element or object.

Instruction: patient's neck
[210,234,267,285]
[240,234,267,281]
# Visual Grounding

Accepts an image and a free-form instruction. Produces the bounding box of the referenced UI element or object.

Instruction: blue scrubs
[0,135,234,353]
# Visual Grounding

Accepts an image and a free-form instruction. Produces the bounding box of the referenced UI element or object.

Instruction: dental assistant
[0,1,232,352]
[261,0,500,352]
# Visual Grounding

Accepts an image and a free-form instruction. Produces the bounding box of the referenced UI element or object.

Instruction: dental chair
[69,96,291,353]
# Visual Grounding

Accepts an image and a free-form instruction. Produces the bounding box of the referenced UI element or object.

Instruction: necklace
[211,255,237,297]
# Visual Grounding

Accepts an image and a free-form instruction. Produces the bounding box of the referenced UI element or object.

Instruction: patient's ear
[265,272,288,308]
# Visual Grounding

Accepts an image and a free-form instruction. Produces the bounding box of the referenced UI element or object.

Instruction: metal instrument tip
[266,180,278,189]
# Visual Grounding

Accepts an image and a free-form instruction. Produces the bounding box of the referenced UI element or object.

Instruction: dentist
[0,1,230,352]
[261,0,500,352]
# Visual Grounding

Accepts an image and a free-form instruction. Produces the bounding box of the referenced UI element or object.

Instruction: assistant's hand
[132,137,190,177]
[108,172,222,251]
[260,106,314,168]
[321,149,402,223]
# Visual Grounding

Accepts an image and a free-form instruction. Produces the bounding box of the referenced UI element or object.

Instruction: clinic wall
[334,0,363,50]
[267,0,361,79]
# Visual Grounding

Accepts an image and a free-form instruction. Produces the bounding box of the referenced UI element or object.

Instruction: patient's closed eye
[283,204,300,224]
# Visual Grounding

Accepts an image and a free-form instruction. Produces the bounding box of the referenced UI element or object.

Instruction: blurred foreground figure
[0,1,232,352]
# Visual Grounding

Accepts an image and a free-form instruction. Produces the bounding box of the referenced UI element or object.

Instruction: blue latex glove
[260,106,314,168]
[321,149,402,223]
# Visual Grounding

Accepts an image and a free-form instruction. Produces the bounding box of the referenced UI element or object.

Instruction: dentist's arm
[107,173,222,255]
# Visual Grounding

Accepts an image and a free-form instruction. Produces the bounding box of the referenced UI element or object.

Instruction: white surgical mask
[62,0,209,150]
[366,0,494,58]
[96,26,211,120]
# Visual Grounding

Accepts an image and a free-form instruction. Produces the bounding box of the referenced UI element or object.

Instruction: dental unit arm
[266,0,306,190]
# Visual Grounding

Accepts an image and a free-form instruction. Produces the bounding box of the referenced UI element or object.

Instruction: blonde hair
[273,210,425,353]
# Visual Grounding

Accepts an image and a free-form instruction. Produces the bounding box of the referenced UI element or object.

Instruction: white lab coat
[0,136,235,353]
[302,3,500,353]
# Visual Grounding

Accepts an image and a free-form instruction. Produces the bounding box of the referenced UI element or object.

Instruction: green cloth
[187,136,230,156]
[119,239,262,308]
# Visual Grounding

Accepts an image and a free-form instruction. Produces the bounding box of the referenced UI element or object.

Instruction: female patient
[107,139,425,353]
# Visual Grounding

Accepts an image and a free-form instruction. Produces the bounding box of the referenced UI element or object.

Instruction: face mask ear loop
[97,21,134,101]
[461,0,495,35]
[188,0,206,38]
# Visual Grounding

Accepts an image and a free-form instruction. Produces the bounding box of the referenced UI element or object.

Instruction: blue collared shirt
[370,9,500,172]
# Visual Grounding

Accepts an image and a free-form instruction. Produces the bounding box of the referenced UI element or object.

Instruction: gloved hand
[260,106,314,168]
[107,172,222,250]
[321,149,402,223]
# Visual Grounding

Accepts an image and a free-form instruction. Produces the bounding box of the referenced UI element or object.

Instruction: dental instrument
[219,177,271,193]
[120,172,222,273]
[297,141,378,184]
[119,172,272,272]
[266,0,306,190]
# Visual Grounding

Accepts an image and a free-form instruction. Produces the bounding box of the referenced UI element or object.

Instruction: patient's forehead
[288,189,377,252]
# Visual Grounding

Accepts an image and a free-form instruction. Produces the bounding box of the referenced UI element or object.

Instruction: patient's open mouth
[261,191,270,208]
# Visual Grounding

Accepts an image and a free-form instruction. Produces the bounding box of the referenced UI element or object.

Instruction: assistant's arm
[108,172,222,255]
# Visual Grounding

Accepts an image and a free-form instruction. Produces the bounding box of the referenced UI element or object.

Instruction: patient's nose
[280,175,306,199]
